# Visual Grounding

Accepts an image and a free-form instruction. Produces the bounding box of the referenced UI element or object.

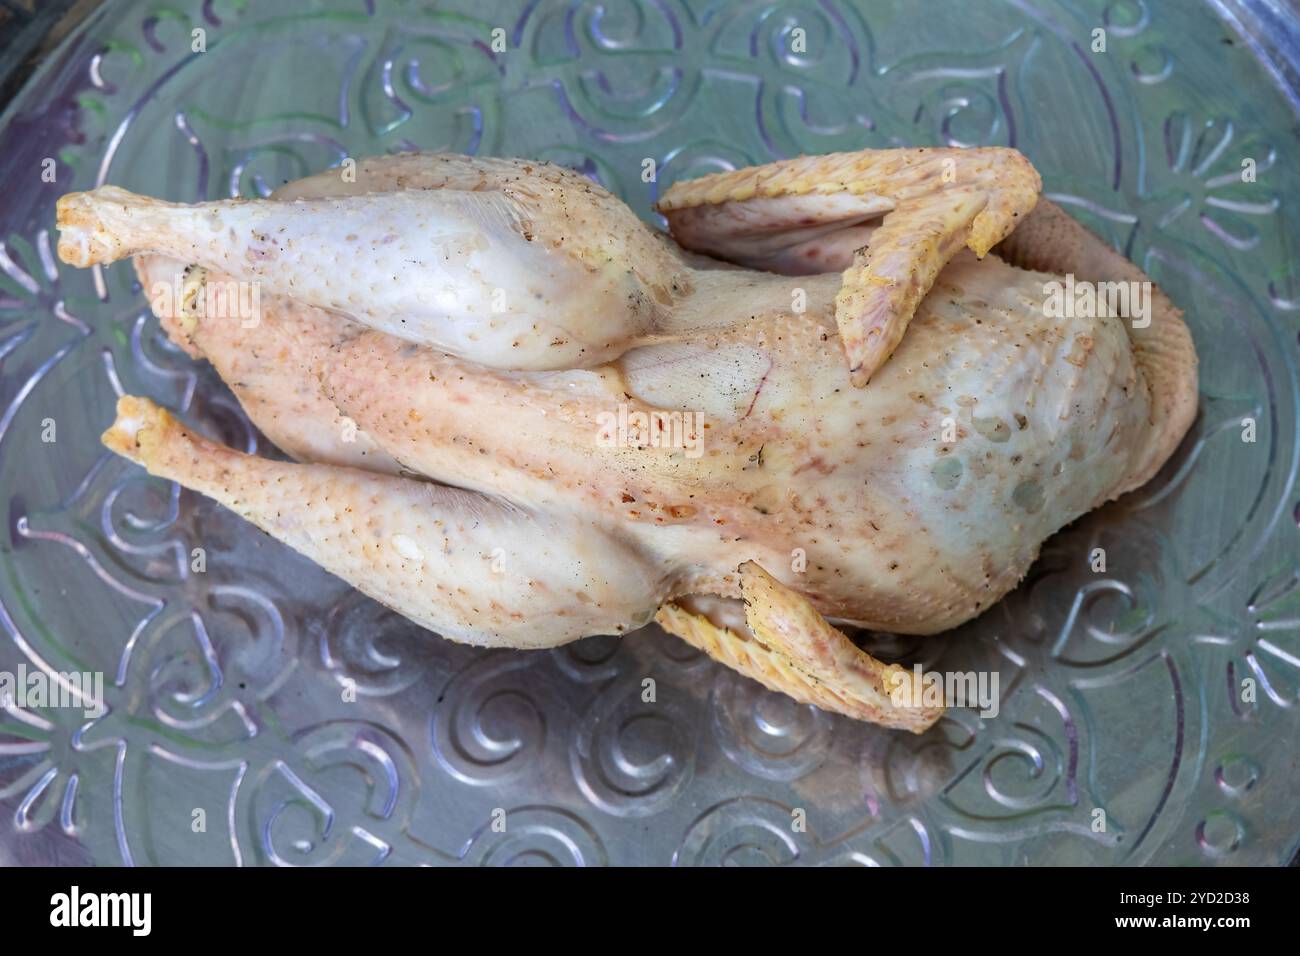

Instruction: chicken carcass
[54,149,1197,732]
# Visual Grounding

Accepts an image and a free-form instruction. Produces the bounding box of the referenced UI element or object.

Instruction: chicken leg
[57,158,691,371]
[134,253,403,474]
[101,395,668,648]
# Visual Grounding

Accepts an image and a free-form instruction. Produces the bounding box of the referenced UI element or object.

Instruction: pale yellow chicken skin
[55,150,1197,732]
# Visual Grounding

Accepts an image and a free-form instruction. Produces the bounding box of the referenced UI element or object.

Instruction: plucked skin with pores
[55,150,1197,731]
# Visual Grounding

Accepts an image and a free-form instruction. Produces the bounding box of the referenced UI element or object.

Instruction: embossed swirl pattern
[0,0,1297,866]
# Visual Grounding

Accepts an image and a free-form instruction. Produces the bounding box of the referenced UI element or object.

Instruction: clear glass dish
[1,0,1297,865]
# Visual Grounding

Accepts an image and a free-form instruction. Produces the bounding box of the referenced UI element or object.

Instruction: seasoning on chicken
[56,150,1197,732]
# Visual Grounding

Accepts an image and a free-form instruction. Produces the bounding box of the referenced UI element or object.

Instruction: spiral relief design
[710,669,834,782]
[321,589,443,697]
[431,653,547,786]
[0,0,1298,866]
[458,806,608,867]
[570,675,694,817]
[242,721,419,867]
[673,797,805,867]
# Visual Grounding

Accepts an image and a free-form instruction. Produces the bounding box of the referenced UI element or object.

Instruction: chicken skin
[54,150,1197,732]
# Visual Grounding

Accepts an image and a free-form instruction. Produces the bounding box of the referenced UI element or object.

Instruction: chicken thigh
[55,150,1197,732]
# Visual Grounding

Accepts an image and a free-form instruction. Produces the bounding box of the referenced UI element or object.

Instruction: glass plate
[1,0,1298,866]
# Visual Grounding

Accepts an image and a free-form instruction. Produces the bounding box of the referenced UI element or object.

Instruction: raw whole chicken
[54,149,1197,732]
